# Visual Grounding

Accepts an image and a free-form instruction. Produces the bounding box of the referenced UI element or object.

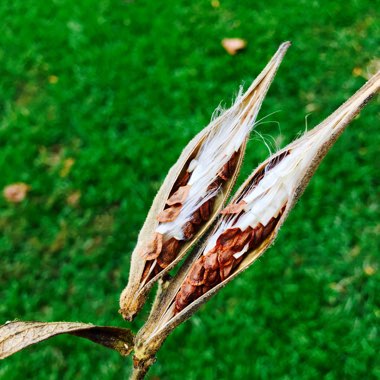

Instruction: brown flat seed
[141,233,163,260]
[182,221,195,240]
[227,150,239,175]
[217,163,229,181]
[166,185,191,206]
[201,285,212,294]
[218,249,234,266]
[180,281,195,299]
[255,224,263,243]
[175,297,187,312]
[157,205,182,222]
[220,263,234,281]
[204,252,218,271]
[221,201,247,215]
[176,281,198,309]
[174,170,191,189]
[248,228,258,249]
[216,228,240,247]
[199,200,213,221]
[204,268,220,287]
[233,254,245,268]
[175,287,191,311]
[228,228,253,252]
[189,257,206,286]
[156,238,181,268]
[262,218,277,239]
[191,209,202,225]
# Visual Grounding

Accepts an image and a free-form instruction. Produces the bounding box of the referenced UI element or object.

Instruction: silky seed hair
[204,88,371,253]
[156,87,263,241]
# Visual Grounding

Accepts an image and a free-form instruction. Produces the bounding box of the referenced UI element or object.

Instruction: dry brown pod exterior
[119,42,291,321]
[131,70,380,374]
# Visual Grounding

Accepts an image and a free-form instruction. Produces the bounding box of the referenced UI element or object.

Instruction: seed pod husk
[119,42,291,321]
[132,70,380,371]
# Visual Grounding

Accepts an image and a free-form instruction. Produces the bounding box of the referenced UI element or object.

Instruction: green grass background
[1,1,379,379]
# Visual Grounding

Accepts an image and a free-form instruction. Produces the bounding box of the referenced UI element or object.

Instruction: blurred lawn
[0,1,379,379]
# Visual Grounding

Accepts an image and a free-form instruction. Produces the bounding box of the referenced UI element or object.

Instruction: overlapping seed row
[173,151,290,313]
[174,211,283,313]
[140,150,241,283]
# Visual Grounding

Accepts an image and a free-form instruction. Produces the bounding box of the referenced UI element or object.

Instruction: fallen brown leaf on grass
[3,183,30,203]
[48,75,59,84]
[221,38,247,55]
[0,321,134,359]
[67,190,81,206]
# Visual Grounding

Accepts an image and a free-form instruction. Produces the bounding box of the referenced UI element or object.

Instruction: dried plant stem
[130,366,149,380]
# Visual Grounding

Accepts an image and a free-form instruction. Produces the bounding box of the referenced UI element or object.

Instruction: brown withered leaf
[67,190,81,206]
[221,38,247,55]
[0,321,134,359]
[3,183,30,203]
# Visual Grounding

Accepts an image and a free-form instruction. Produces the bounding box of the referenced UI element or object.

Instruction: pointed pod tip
[118,308,136,322]
[276,41,291,56]
[281,41,292,48]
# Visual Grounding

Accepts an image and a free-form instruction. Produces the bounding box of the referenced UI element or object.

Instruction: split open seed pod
[132,70,379,372]
[119,42,291,321]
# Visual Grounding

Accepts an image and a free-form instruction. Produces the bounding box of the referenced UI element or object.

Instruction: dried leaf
[3,183,30,203]
[221,38,247,55]
[0,321,134,360]
[67,190,81,206]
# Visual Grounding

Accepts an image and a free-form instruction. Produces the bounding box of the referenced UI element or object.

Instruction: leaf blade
[0,321,134,359]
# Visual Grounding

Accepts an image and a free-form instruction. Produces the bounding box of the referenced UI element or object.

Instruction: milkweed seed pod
[119,42,291,321]
[132,71,379,372]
